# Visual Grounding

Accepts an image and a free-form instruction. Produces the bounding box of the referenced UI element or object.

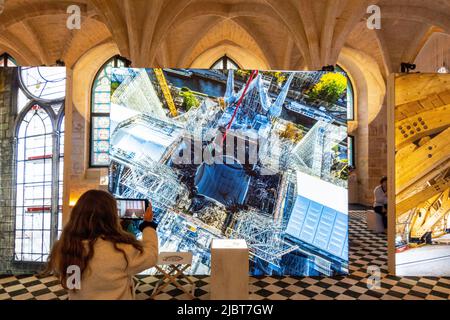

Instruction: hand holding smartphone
[116,198,149,220]
[143,201,153,222]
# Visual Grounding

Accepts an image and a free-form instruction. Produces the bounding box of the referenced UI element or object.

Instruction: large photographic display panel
[109,69,349,276]
[392,74,450,276]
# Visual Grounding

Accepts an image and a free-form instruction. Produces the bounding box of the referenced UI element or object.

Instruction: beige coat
[69,228,158,300]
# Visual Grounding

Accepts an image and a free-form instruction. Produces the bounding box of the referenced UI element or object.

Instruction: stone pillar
[0,68,16,273]
[367,99,388,205]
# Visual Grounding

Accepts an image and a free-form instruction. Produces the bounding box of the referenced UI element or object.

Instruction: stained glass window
[335,66,355,168]
[348,135,355,168]
[14,67,66,263]
[346,78,355,120]
[336,65,355,121]
[15,106,53,262]
[20,67,66,101]
[0,53,17,66]
[58,115,64,237]
[90,56,128,167]
[211,55,240,70]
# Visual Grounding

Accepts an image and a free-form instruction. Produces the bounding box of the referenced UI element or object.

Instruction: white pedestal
[210,239,249,300]
[367,210,385,233]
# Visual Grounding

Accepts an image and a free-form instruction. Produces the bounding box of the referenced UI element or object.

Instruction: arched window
[336,65,356,169]
[0,53,17,67]
[58,115,65,237]
[90,56,129,167]
[14,67,65,263]
[348,135,355,168]
[335,65,355,121]
[211,55,240,70]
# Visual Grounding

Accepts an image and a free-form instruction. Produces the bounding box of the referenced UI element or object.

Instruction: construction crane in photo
[154,68,178,117]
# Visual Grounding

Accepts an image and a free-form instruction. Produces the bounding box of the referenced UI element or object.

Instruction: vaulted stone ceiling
[375,0,450,73]
[0,0,448,73]
[0,0,111,66]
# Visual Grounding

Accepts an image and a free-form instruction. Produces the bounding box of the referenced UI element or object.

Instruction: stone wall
[63,43,120,221]
[367,101,388,205]
[0,68,16,273]
[414,32,450,73]
[0,68,46,274]
[339,47,388,207]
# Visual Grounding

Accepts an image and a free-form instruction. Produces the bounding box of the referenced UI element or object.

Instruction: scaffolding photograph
[108,68,349,276]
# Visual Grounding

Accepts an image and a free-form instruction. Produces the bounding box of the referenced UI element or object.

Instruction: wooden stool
[151,252,196,299]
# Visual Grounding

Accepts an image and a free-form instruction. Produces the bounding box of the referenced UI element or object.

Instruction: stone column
[0,68,17,273]
[367,99,388,205]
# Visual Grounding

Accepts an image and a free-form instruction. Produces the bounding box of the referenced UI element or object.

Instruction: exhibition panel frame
[108,68,350,276]
[388,73,450,276]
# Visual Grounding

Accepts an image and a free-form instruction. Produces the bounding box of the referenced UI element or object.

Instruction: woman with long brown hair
[43,190,158,300]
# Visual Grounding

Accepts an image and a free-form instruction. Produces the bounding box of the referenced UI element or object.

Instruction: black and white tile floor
[1,211,450,300]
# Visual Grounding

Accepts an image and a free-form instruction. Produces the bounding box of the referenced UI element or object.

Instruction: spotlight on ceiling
[400,63,416,73]
[321,65,335,72]
[437,64,449,74]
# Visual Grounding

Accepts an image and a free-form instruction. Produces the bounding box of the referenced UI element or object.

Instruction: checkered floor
[1,210,450,300]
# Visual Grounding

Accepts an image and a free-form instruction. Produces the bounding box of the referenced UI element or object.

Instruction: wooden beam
[395,104,450,149]
[411,189,450,239]
[395,75,450,107]
[387,73,396,274]
[396,177,450,216]
[396,127,450,193]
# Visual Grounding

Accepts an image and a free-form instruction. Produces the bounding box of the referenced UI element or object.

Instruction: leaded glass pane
[226,59,239,70]
[211,55,240,70]
[91,115,111,166]
[93,128,110,140]
[0,53,17,66]
[211,60,224,69]
[58,116,64,235]
[348,136,355,168]
[93,140,110,153]
[13,66,66,264]
[20,67,66,101]
[15,107,54,262]
[93,153,110,166]
[335,65,355,121]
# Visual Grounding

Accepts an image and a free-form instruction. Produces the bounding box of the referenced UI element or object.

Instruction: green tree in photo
[111,81,120,95]
[271,71,286,85]
[180,88,200,111]
[235,70,250,78]
[308,73,347,104]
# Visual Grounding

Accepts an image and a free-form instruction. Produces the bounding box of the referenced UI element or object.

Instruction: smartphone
[116,198,149,220]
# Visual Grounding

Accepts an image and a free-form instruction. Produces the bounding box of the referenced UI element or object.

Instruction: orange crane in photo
[154,68,178,117]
